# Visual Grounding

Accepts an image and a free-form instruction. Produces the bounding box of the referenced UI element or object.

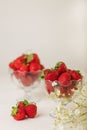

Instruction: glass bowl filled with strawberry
[9,51,44,102]
[42,61,83,117]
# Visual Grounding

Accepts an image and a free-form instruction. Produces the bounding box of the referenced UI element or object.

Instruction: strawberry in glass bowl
[9,51,44,102]
[43,61,83,117]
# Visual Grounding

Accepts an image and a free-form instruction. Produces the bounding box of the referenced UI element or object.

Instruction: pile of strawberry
[43,61,82,97]
[9,53,44,86]
[11,100,37,120]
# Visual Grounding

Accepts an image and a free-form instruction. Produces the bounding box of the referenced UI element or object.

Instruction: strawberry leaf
[41,71,45,79]
[11,106,18,116]
[23,100,29,106]
[27,54,33,63]
[55,61,62,68]
[76,70,82,76]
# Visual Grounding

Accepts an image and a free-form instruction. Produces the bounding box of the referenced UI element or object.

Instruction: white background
[0,0,87,76]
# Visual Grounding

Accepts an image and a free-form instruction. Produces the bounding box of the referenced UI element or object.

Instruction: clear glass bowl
[10,69,44,102]
[45,79,82,117]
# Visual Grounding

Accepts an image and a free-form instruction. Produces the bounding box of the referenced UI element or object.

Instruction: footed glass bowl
[45,79,82,117]
[9,50,45,102]
[10,69,43,102]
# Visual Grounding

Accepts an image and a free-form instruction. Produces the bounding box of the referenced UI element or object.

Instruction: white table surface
[0,76,55,130]
[1,75,87,130]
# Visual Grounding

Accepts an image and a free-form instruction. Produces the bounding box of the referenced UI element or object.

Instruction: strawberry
[26,53,40,64]
[11,100,37,120]
[59,86,66,95]
[9,61,17,70]
[58,72,71,86]
[9,55,26,70]
[29,62,42,73]
[55,61,67,74]
[59,86,72,97]
[45,80,54,94]
[11,106,26,121]
[45,70,58,81]
[13,71,19,79]
[32,71,42,81]
[21,75,33,86]
[25,104,37,118]
[19,64,29,72]
[70,70,82,80]
[17,101,25,110]
[31,53,40,64]
[20,54,28,61]
[44,69,51,75]
[40,64,44,70]
[41,69,51,79]
[14,57,24,70]
[9,52,44,73]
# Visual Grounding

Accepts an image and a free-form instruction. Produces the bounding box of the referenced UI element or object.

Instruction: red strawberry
[25,104,37,118]
[44,69,51,75]
[20,54,28,61]
[21,75,33,86]
[45,80,54,94]
[31,53,40,64]
[41,69,51,79]
[59,86,72,97]
[19,64,29,72]
[59,86,65,95]
[70,70,82,80]
[29,62,42,73]
[9,61,17,70]
[45,70,58,81]
[26,53,40,64]
[14,70,28,81]
[11,106,26,121]
[14,57,24,70]
[17,101,25,110]
[11,100,37,120]
[55,61,67,74]
[9,55,26,70]
[13,71,21,79]
[40,64,44,70]
[58,72,71,86]
[32,71,42,81]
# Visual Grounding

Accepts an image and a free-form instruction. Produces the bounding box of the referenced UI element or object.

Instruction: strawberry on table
[11,100,37,120]
[23,100,37,118]
[17,101,25,110]
[11,106,26,121]
[25,103,37,118]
